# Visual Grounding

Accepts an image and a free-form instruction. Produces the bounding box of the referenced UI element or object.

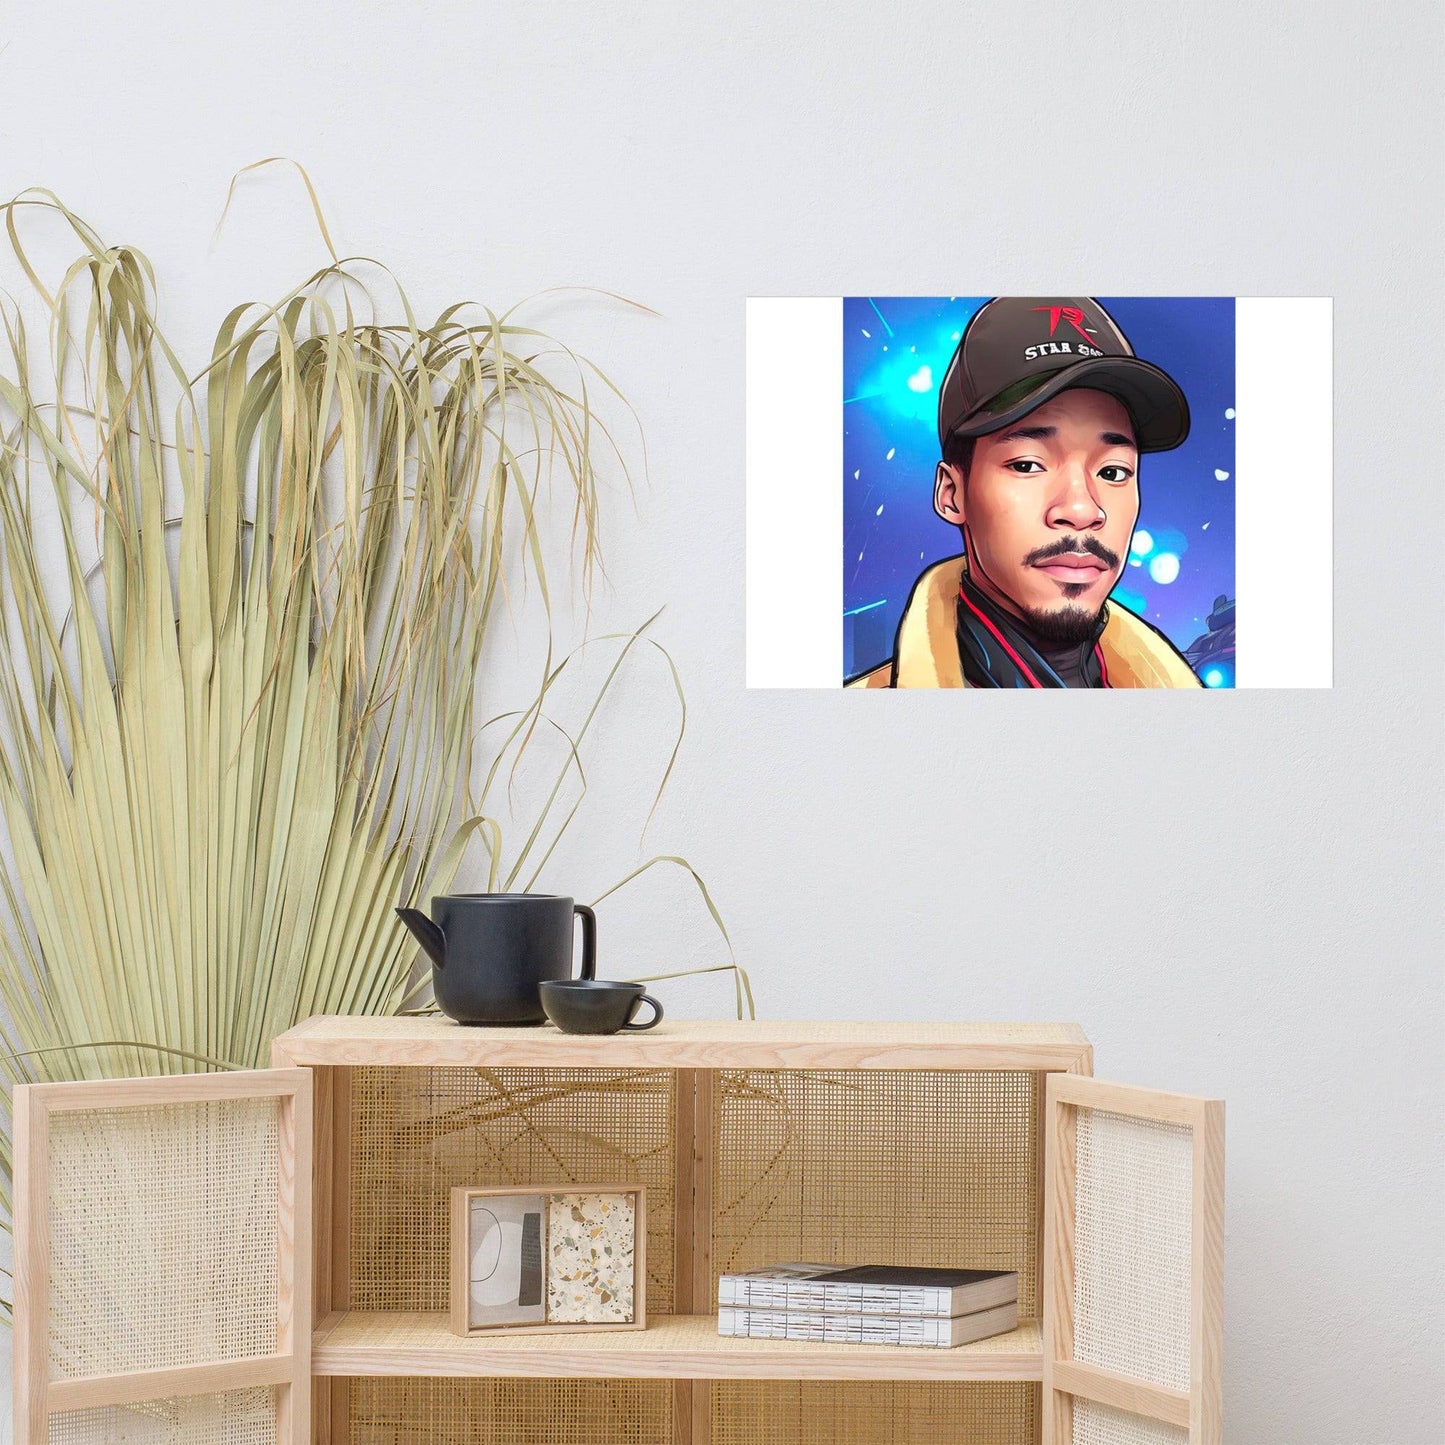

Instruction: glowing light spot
[885,448,896,461]
[1215,469,1230,481]
[906,365,932,393]
[1129,557,1142,567]
[1204,668,1224,687]
[853,470,860,480]
[875,504,884,516]
[1149,552,1180,584]
[858,552,864,562]
[1225,407,1235,419]
[861,328,871,338]
[1202,521,1210,530]
[1130,529,1154,557]
[951,331,962,340]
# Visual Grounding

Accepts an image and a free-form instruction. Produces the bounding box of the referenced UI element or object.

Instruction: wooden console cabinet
[12,1019,1223,1445]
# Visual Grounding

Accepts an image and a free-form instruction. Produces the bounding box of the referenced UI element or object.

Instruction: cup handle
[573,904,597,981]
[622,993,663,1031]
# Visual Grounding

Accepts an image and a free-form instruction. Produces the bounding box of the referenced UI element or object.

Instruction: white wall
[1,2,1441,1439]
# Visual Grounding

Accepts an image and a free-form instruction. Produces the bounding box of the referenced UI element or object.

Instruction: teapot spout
[396,907,447,969]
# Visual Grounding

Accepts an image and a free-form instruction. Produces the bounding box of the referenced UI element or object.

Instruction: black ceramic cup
[539,979,664,1035]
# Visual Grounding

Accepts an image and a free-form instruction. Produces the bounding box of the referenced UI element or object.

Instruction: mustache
[1022,536,1121,570]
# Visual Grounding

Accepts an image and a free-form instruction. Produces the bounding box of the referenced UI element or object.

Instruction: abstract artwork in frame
[450,1185,646,1336]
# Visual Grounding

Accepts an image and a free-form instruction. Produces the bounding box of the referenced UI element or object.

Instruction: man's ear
[934,462,966,524]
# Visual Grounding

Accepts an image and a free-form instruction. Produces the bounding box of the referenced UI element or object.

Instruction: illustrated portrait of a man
[848,296,1203,689]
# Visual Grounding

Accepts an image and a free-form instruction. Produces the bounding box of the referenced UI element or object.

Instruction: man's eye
[1006,460,1045,474]
[1098,465,1134,483]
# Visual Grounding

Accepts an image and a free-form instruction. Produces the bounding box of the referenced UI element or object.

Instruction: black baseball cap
[937,297,1190,453]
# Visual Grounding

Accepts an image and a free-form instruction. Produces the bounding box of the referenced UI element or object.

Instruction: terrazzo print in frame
[547,1191,638,1324]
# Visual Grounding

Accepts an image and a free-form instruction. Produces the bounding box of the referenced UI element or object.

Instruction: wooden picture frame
[450,1184,647,1337]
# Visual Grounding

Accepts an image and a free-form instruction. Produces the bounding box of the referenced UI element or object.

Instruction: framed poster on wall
[746,295,1332,690]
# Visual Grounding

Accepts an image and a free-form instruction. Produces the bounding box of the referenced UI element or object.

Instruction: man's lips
[1033,556,1109,580]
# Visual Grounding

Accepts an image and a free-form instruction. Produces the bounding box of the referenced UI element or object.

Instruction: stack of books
[717,1263,1019,1349]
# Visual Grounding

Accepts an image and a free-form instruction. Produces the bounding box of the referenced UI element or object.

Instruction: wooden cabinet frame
[274,1018,1098,1445]
[10,1022,1223,1445]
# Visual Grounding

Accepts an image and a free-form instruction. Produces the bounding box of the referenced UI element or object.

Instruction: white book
[717,1263,1018,1318]
[717,1299,1020,1349]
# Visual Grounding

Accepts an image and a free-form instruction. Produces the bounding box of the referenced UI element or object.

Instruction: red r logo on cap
[1031,306,1097,345]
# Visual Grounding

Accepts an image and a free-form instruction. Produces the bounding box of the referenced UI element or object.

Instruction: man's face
[936,387,1140,641]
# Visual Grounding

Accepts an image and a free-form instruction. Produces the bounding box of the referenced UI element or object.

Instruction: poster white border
[1235,297,1333,687]
[745,298,841,688]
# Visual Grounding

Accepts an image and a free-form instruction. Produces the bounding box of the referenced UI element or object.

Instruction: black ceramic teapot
[396,893,596,1025]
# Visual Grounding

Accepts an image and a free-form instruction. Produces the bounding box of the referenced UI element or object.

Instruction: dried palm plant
[0,177,748,1320]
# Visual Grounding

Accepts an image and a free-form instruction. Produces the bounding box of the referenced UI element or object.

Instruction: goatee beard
[1020,603,1103,648]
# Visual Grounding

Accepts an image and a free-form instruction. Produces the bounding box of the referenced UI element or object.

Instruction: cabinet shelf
[274,1015,1093,1072]
[311,1311,1044,1382]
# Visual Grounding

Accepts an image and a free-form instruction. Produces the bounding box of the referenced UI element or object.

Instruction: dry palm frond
[0,181,749,1320]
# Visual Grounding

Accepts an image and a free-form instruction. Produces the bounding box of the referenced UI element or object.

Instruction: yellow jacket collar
[874,556,1201,689]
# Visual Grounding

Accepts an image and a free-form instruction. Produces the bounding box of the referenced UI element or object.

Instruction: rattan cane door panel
[46,1387,281,1444]
[11,1071,311,1445]
[45,1098,282,1379]
[1071,1399,1189,1445]
[1042,1078,1224,1445]
[1073,1110,1192,1391]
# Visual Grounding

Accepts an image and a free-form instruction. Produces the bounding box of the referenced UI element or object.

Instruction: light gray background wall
[1,2,1441,1440]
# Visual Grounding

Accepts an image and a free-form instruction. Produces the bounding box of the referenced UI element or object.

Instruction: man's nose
[1046,465,1106,530]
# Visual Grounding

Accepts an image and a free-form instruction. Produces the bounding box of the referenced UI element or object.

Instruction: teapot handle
[573,904,597,980]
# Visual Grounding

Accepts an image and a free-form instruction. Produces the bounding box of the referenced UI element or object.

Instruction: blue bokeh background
[842,297,1236,684]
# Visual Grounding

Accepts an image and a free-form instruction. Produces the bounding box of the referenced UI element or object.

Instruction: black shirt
[955,575,1109,688]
